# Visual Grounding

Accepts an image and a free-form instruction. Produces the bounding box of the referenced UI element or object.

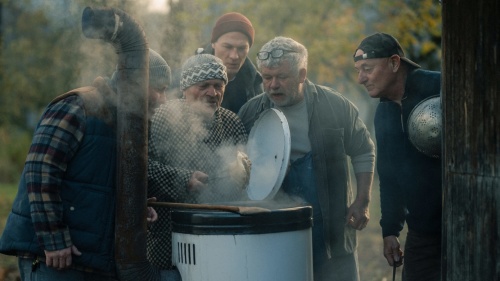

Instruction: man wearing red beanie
[196,12,263,114]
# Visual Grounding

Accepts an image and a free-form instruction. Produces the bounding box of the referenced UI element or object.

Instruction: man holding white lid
[239,36,375,281]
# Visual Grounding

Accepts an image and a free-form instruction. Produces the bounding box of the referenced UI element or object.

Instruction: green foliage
[0,182,19,270]
[0,182,18,204]
[372,0,442,70]
[0,126,31,183]
[1,0,87,128]
[0,0,442,179]
[164,0,441,119]
[0,0,442,128]
[183,0,442,74]
[0,3,440,278]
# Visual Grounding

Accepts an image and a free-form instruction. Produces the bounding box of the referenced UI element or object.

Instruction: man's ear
[390,55,401,72]
[299,68,307,83]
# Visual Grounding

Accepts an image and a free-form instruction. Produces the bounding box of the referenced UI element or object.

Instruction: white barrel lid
[245,108,291,200]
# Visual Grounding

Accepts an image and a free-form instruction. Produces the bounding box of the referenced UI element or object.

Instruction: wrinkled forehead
[260,60,294,74]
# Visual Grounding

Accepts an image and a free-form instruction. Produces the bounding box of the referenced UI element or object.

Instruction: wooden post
[442,0,500,280]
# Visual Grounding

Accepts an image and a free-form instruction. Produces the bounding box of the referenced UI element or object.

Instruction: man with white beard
[147,54,250,280]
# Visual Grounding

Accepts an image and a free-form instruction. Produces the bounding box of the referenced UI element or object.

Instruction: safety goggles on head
[257,49,297,60]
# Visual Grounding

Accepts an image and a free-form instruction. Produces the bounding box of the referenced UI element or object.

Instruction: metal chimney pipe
[81,7,160,281]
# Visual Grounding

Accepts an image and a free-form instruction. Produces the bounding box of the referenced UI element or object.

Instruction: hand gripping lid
[245,108,291,200]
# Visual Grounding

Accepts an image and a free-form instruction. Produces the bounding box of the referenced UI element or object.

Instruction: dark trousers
[403,229,442,281]
[18,257,117,281]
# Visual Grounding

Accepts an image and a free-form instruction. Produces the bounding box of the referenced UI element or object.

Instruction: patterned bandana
[180,54,228,91]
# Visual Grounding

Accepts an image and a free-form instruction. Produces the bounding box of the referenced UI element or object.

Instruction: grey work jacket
[238,79,375,257]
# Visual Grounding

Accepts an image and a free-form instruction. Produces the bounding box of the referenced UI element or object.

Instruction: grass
[0,179,407,281]
[0,183,20,279]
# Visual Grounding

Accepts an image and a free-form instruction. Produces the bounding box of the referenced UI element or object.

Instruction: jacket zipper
[400,95,407,133]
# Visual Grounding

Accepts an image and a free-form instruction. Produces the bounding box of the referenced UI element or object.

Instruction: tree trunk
[441,0,500,280]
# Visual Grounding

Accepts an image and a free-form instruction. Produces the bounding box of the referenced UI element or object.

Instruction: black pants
[403,229,441,281]
[18,257,118,281]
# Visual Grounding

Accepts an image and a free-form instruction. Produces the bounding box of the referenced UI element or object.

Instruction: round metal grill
[407,95,442,158]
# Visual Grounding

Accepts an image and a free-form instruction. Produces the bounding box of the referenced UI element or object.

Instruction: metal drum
[171,202,313,281]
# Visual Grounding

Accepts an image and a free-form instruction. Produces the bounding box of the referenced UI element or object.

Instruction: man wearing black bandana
[354,33,442,281]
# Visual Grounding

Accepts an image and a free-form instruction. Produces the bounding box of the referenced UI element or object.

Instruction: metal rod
[148,201,271,215]
[392,263,396,281]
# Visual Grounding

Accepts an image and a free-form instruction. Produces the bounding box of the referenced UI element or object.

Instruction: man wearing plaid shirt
[0,49,170,281]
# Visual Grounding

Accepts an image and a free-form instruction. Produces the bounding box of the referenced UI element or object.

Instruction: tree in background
[0,0,89,182]
[0,1,444,280]
[176,0,442,120]
[0,0,441,183]
[0,0,136,182]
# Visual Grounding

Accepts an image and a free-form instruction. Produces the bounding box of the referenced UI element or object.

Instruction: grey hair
[256,36,308,73]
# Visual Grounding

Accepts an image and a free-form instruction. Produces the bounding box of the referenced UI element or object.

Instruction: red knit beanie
[211,12,254,47]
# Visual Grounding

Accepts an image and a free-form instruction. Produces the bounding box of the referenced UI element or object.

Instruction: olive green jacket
[238,79,375,257]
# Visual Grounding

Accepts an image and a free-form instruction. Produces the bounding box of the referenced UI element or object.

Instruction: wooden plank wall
[441,0,500,280]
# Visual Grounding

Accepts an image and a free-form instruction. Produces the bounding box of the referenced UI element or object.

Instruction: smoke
[146,0,169,13]
[150,100,252,203]
[149,97,304,209]
[14,0,302,209]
